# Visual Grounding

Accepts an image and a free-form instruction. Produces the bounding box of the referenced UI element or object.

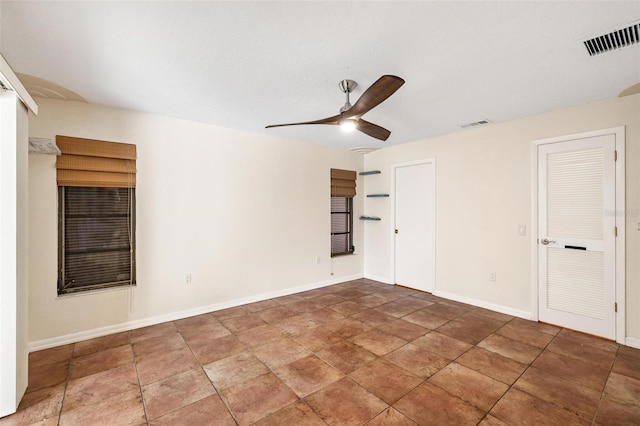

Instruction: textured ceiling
[1,1,639,149]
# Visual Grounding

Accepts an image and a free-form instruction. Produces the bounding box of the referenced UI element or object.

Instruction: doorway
[533,127,625,342]
[393,160,436,293]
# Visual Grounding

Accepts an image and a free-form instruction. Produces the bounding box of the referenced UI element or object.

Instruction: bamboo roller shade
[331,168,356,197]
[56,135,136,188]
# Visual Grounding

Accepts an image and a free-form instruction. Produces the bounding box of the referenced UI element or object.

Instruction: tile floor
[2,279,639,425]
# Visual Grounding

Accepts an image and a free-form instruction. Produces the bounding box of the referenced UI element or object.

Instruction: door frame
[530,126,625,344]
[390,158,436,291]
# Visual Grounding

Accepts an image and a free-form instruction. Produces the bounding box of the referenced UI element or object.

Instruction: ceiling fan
[266,75,405,141]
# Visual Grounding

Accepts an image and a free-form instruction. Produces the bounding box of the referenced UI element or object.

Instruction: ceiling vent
[582,20,639,56]
[349,147,380,155]
[459,119,491,129]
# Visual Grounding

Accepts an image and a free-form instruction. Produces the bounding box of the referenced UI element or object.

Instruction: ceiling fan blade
[356,119,391,141]
[266,114,341,128]
[345,75,405,118]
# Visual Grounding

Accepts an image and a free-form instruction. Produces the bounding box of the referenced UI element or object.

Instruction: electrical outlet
[185,273,191,285]
[315,256,320,264]
[489,272,496,282]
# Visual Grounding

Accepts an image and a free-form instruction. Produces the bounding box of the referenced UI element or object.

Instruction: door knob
[540,238,556,245]
[395,229,399,234]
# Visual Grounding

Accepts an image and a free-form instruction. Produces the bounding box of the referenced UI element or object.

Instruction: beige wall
[363,94,640,343]
[28,94,640,347]
[28,99,364,346]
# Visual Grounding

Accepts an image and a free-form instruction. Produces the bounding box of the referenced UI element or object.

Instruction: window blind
[330,168,357,197]
[56,135,136,188]
[331,197,353,255]
[59,186,135,293]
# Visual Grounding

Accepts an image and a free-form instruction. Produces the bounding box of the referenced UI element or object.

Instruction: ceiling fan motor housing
[339,79,357,93]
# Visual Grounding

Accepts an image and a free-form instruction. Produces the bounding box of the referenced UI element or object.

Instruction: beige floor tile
[350,358,422,404]
[63,364,138,411]
[429,363,508,411]
[220,372,298,425]
[133,332,187,358]
[604,372,640,404]
[252,337,311,368]
[514,366,601,419]
[531,350,609,392]
[135,346,199,385]
[273,355,344,397]
[0,384,65,426]
[73,332,129,357]
[149,394,235,425]
[203,351,268,391]
[367,407,418,426]
[395,382,484,426]
[478,334,541,365]
[130,322,177,344]
[490,388,590,426]
[253,401,326,426]
[16,281,638,426]
[456,346,527,385]
[546,336,616,370]
[413,332,472,359]
[59,389,145,426]
[349,329,407,356]
[142,369,215,420]
[316,341,378,374]
[304,378,387,426]
[385,343,450,378]
[28,344,74,368]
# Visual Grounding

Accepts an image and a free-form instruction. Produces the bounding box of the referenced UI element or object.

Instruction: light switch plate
[518,224,526,236]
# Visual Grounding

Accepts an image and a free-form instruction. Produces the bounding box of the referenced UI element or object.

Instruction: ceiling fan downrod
[339,79,357,113]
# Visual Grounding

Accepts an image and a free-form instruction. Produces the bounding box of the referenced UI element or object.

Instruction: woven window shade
[331,168,356,197]
[56,136,136,188]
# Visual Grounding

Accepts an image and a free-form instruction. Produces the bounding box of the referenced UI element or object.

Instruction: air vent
[583,21,639,56]
[459,119,491,129]
[349,147,380,154]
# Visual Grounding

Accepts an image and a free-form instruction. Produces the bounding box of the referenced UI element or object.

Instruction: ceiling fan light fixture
[339,119,357,132]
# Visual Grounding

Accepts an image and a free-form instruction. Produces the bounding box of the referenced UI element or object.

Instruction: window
[330,168,356,256]
[56,136,136,295]
[331,196,353,256]
[58,187,135,294]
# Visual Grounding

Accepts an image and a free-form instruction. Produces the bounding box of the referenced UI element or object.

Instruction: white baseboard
[363,274,394,285]
[433,289,533,320]
[29,274,363,352]
[625,337,640,349]
[30,276,639,352]
[430,291,640,347]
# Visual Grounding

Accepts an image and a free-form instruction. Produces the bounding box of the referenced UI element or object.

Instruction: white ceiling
[2,1,639,149]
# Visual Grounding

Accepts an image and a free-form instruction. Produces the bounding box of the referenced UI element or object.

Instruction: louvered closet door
[538,134,616,339]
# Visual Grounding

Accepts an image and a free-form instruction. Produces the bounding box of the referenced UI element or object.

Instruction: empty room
[1,1,639,425]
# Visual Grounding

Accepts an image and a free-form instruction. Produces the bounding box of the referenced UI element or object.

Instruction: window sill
[331,252,355,258]
[57,283,136,299]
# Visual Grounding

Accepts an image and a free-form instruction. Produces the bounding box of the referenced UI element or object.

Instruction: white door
[394,161,435,292]
[538,134,616,339]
